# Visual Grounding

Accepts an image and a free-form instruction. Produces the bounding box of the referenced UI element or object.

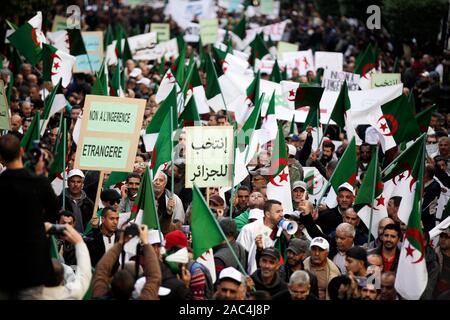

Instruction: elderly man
[273,270,318,300]
[153,171,185,234]
[57,169,94,233]
[303,237,341,300]
[342,208,368,245]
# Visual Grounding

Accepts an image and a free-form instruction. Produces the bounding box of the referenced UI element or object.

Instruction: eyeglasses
[427,140,437,144]
[109,199,121,205]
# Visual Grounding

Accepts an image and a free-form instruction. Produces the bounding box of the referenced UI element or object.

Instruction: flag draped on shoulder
[191,184,225,259]
[7,11,46,66]
[394,135,427,300]
[266,122,293,214]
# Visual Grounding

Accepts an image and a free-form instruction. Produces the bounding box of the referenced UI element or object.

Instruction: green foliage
[384,0,448,46]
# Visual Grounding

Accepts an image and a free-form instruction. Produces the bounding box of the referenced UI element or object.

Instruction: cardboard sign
[0,80,10,130]
[282,49,315,76]
[74,31,104,73]
[52,15,67,32]
[184,23,201,42]
[151,23,170,42]
[74,95,145,172]
[322,69,360,91]
[371,73,401,88]
[260,0,274,15]
[199,19,218,44]
[185,126,234,188]
[277,42,299,58]
[314,51,343,72]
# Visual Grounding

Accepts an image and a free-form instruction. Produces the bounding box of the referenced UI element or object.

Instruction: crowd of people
[0,0,450,301]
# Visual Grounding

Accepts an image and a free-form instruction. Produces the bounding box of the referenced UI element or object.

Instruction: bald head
[10,114,22,132]
[378,217,395,238]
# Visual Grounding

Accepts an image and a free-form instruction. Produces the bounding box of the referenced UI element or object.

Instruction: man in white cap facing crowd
[214,267,246,300]
[57,169,94,233]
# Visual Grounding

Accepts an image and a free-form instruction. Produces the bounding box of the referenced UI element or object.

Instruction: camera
[124,223,140,238]
[23,140,53,172]
[48,224,66,236]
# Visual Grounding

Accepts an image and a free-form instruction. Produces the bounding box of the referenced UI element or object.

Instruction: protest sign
[52,15,67,32]
[165,0,217,30]
[245,20,289,42]
[260,0,274,15]
[185,23,201,42]
[185,126,234,188]
[107,32,158,64]
[277,42,298,59]
[74,95,145,172]
[151,23,170,42]
[282,49,315,75]
[200,19,218,44]
[322,69,360,91]
[371,73,401,88]
[314,51,343,72]
[0,80,10,130]
[74,31,103,73]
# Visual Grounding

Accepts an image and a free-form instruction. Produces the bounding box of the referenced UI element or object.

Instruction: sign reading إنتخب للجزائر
[185,126,234,188]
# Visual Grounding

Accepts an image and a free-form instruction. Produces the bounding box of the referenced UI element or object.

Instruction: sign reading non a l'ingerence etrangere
[74,95,145,172]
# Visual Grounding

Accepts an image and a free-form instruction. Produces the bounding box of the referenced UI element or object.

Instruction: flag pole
[170,106,175,197]
[208,52,232,124]
[229,122,238,218]
[243,93,264,164]
[367,145,379,245]
[61,112,67,210]
[318,116,332,148]
[316,136,356,208]
[149,167,163,245]
[86,53,95,74]
[194,184,251,280]
[92,171,105,222]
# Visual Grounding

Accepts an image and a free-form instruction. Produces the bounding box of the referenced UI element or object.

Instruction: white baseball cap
[129,68,142,78]
[310,237,330,251]
[149,229,165,246]
[338,182,355,195]
[287,144,297,157]
[219,267,243,284]
[67,169,85,179]
[137,77,151,87]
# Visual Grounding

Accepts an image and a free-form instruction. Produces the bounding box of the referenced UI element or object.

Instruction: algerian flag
[303,167,328,207]
[259,92,278,145]
[156,69,180,103]
[249,33,270,65]
[289,115,298,136]
[191,184,226,259]
[280,80,299,110]
[324,137,358,208]
[40,79,67,135]
[20,112,40,152]
[179,95,201,127]
[110,62,125,97]
[297,85,324,150]
[415,104,437,133]
[184,57,210,114]
[104,171,129,189]
[42,44,75,88]
[382,135,425,224]
[232,71,261,125]
[394,137,427,300]
[205,54,225,112]
[266,122,293,214]
[143,86,177,152]
[354,147,387,238]
[46,29,87,56]
[48,117,67,181]
[150,108,175,177]
[238,95,262,164]
[269,60,282,83]
[232,16,246,40]
[355,43,379,90]
[132,166,159,229]
[365,94,421,152]
[212,46,249,75]
[330,80,359,143]
[92,59,109,96]
[7,11,46,66]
